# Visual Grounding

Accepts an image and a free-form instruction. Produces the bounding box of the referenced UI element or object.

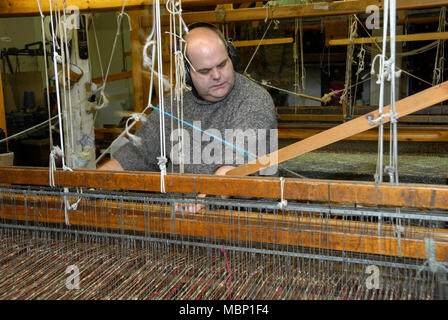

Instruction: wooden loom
[1,0,448,300]
[2,81,448,299]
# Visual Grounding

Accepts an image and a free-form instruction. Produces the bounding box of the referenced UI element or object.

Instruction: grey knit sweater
[114,72,277,175]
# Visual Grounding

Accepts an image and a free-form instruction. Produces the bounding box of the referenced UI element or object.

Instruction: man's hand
[174,193,206,213]
[97,158,124,171]
[174,165,235,213]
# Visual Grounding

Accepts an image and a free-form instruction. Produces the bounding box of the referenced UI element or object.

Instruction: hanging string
[299,17,306,92]
[244,18,275,75]
[168,1,175,173]
[90,14,105,82]
[48,0,67,170]
[433,7,447,86]
[124,112,147,146]
[0,116,58,144]
[352,43,366,111]
[277,177,288,209]
[339,15,357,119]
[49,145,63,187]
[369,0,400,185]
[293,17,300,111]
[94,0,131,111]
[36,0,54,152]
[174,50,187,173]
[353,13,431,86]
[154,0,168,192]
[166,0,188,174]
[59,0,76,162]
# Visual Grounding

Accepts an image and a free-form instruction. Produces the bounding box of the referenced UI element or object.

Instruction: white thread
[244,19,274,75]
[433,7,446,85]
[124,113,147,146]
[117,11,132,33]
[418,238,448,275]
[49,146,64,187]
[90,89,109,111]
[142,40,172,90]
[278,177,288,209]
[157,156,168,193]
[95,0,130,106]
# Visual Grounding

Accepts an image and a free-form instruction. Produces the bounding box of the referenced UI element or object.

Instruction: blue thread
[149,105,254,160]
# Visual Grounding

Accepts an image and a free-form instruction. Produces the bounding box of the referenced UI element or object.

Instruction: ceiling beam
[0,0,254,17]
[177,0,448,24]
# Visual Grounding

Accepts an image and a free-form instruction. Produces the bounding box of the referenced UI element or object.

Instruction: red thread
[221,247,232,287]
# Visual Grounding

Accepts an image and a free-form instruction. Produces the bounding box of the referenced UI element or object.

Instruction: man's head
[185,25,235,102]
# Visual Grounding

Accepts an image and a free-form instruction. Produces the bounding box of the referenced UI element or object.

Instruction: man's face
[187,30,235,102]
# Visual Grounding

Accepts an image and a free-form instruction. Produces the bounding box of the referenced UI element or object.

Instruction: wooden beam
[227,81,448,176]
[278,113,448,124]
[176,0,448,25]
[96,125,448,143]
[0,0,255,17]
[278,126,448,142]
[3,194,448,261]
[1,167,448,210]
[232,37,294,47]
[329,31,448,46]
[286,16,439,33]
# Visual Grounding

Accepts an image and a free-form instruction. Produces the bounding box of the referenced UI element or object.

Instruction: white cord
[278,177,288,209]
[154,0,167,192]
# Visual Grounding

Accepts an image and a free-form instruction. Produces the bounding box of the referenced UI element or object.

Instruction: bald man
[184,26,236,102]
[99,24,276,210]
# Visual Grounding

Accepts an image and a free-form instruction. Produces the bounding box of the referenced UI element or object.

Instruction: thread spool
[49,64,84,88]
[66,64,83,84]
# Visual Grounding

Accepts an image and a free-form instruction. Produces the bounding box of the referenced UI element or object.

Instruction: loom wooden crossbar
[1,167,448,210]
[1,167,448,262]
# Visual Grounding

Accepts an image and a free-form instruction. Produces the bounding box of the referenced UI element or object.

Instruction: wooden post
[129,10,145,113]
[0,72,7,151]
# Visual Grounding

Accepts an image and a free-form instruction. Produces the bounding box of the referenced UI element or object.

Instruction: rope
[215,6,226,23]
[368,0,400,185]
[433,7,447,86]
[277,177,288,209]
[36,0,54,150]
[417,238,448,275]
[0,115,58,144]
[299,18,305,92]
[49,145,63,187]
[90,15,105,82]
[93,0,130,111]
[243,18,274,75]
[293,18,301,109]
[48,0,67,171]
[59,0,76,157]
[353,13,433,86]
[339,16,357,118]
[154,0,167,192]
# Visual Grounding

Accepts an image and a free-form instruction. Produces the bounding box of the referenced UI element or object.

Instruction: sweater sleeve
[227,78,277,175]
